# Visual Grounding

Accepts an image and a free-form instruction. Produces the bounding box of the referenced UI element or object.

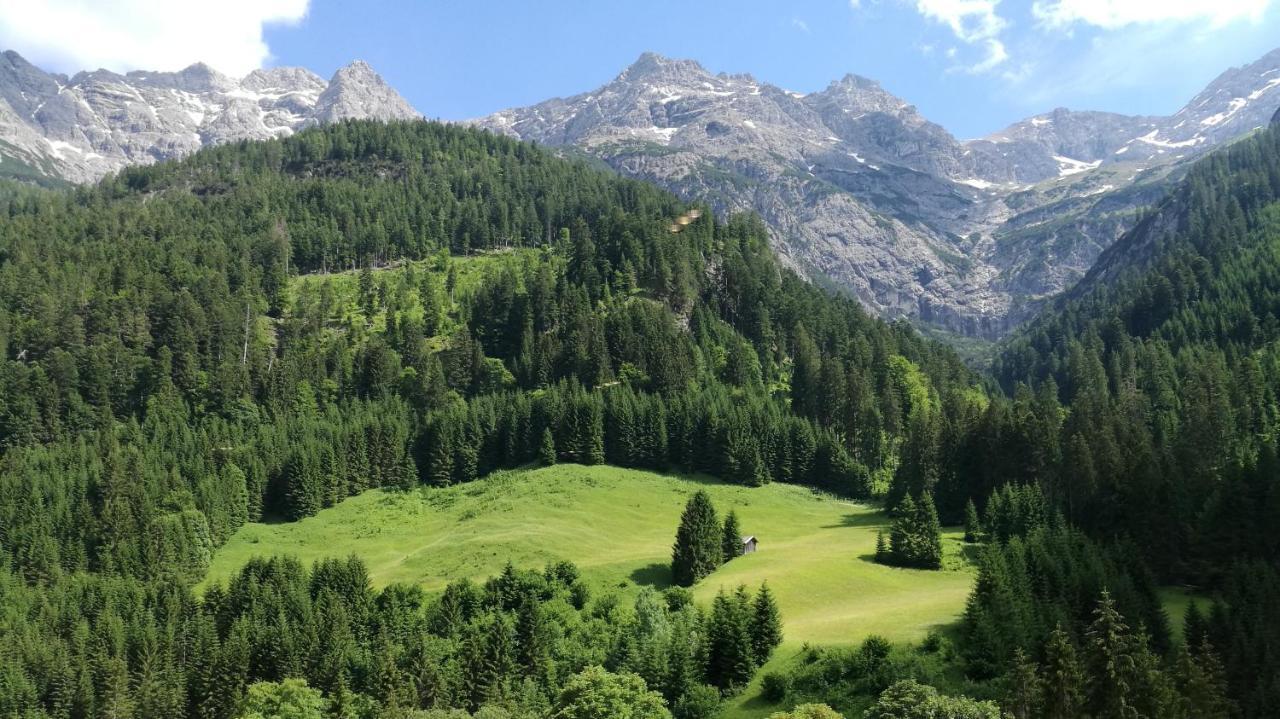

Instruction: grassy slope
[204,465,975,717]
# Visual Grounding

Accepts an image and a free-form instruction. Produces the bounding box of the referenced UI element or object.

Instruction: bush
[761,672,792,702]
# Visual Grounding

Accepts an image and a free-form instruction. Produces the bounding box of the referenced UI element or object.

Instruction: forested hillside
[756,125,1280,717]
[971,125,1280,715]
[4,115,1278,719]
[0,120,977,718]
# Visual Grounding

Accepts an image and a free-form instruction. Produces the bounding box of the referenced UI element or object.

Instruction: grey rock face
[0,51,420,183]
[312,60,418,124]
[475,50,1280,337]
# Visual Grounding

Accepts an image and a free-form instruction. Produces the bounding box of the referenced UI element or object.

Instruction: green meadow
[205,464,976,717]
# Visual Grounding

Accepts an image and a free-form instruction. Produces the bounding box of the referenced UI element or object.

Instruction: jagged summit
[313,60,420,123]
[476,47,1280,337]
[617,52,709,82]
[0,50,420,183]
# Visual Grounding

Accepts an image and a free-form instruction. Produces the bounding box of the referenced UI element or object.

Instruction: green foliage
[671,491,722,587]
[722,510,743,563]
[767,704,844,719]
[962,500,981,544]
[238,679,329,719]
[539,427,557,466]
[551,666,672,719]
[865,680,1001,719]
[880,492,943,570]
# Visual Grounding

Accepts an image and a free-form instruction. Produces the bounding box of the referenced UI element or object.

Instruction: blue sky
[4,1,1280,138]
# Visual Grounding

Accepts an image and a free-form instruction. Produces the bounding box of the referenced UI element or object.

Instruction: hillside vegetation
[205,464,974,647]
[0,120,981,718]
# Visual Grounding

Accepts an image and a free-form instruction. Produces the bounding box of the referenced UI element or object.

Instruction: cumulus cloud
[0,0,310,77]
[1032,0,1273,29]
[911,0,1009,73]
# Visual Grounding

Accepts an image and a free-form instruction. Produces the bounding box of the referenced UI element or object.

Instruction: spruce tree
[706,588,755,689]
[1004,647,1042,719]
[875,530,889,564]
[1172,640,1232,719]
[722,510,742,563]
[671,491,722,586]
[889,494,917,566]
[1084,591,1140,719]
[915,492,944,569]
[1042,624,1084,719]
[750,581,783,665]
[963,498,982,543]
[539,427,557,466]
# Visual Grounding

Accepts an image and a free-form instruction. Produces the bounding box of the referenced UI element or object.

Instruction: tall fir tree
[671,491,722,587]
[750,582,783,665]
[722,510,743,563]
[963,499,982,543]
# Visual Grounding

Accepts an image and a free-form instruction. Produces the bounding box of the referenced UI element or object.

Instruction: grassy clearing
[287,247,541,335]
[1159,586,1203,642]
[203,465,975,718]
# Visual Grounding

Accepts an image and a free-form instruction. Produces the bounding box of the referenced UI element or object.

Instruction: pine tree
[539,427,557,466]
[750,581,783,665]
[915,492,944,569]
[1042,624,1084,719]
[875,531,889,563]
[964,498,982,543]
[1004,647,1042,719]
[1172,638,1232,719]
[1085,591,1141,719]
[706,588,755,689]
[722,510,742,563]
[671,491,722,586]
[889,494,917,566]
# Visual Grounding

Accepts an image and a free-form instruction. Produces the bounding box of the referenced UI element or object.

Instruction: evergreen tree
[671,491,722,587]
[1041,624,1084,719]
[722,510,743,563]
[539,427,557,466]
[915,492,944,569]
[1084,591,1142,719]
[1003,648,1042,719]
[706,589,755,690]
[750,582,783,665]
[963,499,981,543]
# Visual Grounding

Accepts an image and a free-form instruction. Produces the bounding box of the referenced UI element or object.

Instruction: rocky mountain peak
[813,72,918,119]
[617,52,710,85]
[313,60,419,123]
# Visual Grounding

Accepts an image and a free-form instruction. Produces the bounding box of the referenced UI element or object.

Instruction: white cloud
[911,0,1010,72]
[0,0,310,77]
[1033,0,1272,29]
[792,18,812,33]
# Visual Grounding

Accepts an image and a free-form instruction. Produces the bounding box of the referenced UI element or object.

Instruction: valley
[0,21,1278,716]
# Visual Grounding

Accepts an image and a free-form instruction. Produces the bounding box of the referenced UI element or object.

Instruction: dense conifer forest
[0,118,1278,717]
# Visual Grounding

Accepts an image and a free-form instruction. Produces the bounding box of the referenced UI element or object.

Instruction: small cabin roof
[741,535,756,544]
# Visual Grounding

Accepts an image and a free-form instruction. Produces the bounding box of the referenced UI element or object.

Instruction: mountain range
[3,47,1280,338]
[474,49,1280,337]
[0,51,418,184]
